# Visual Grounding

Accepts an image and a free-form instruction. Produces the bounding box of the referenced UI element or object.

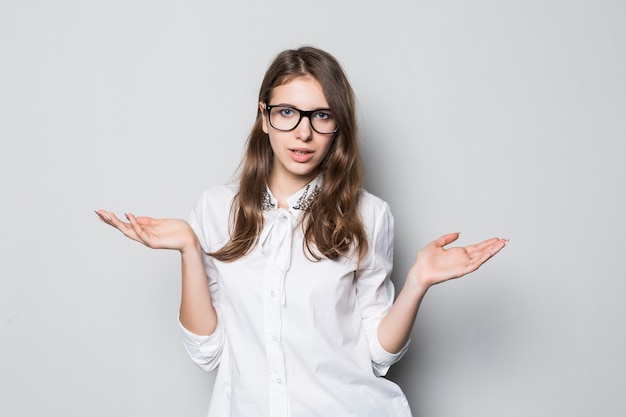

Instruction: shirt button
[276,378,282,384]
[271,334,277,341]
[270,291,276,298]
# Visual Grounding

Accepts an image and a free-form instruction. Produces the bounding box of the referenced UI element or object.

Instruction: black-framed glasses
[265,104,338,134]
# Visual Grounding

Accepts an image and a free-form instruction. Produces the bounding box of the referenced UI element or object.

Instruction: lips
[289,148,314,163]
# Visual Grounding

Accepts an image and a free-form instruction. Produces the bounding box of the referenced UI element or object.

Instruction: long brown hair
[210,46,367,262]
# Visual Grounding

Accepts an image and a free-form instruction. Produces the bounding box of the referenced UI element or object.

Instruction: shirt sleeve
[178,190,227,372]
[356,196,410,377]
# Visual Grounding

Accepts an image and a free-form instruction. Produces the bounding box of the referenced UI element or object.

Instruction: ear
[259,102,269,134]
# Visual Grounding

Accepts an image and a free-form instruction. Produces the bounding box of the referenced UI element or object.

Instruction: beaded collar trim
[261,183,320,211]
[261,189,276,210]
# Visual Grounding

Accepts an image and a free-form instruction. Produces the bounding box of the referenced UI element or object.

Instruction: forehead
[270,76,329,109]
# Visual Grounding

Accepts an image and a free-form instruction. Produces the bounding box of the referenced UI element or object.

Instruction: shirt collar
[262,175,322,213]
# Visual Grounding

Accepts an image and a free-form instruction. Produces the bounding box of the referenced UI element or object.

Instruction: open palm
[95,210,196,251]
[410,233,507,288]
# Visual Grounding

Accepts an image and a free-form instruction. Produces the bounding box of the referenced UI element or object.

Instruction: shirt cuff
[178,316,225,372]
[370,336,411,377]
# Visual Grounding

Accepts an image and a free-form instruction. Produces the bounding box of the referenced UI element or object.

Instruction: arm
[377,233,507,354]
[95,210,218,336]
[179,236,218,335]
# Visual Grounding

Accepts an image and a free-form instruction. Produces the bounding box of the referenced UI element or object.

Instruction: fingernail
[124,213,130,221]
[95,211,112,221]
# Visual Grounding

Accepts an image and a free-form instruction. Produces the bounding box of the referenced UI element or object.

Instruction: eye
[314,111,332,120]
[278,108,296,117]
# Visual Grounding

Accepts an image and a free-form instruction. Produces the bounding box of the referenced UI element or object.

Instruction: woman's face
[260,76,335,192]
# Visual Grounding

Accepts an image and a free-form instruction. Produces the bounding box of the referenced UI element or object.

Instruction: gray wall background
[1,1,624,416]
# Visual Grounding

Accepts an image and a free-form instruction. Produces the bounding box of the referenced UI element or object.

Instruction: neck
[268,172,316,209]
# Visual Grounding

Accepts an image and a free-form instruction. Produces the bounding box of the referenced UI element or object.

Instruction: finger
[108,212,130,228]
[481,238,508,258]
[489,238,508,255]
[134,216,155,226]
[433,232,460,248]
[101,211,127,229]
[465,239,507,272]
[125,212,144,235]
[101,212,147,243]
[464,237,507,258]
[125,213,155,247]
[464,237,503,252]
[95,210,112,223]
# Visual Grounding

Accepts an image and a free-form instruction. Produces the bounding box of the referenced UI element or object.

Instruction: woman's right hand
[95,210,198,253]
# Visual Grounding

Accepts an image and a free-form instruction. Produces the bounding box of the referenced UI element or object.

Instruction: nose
[294,115,313,141]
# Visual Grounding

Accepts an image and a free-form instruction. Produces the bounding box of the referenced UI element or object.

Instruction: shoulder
[358,189,393,222]
[192,183,239,219]
[197,183,239,204]
[190,183,239,250]
[358,189,394,242]
[192,183,239,213]
[357,189,394,267]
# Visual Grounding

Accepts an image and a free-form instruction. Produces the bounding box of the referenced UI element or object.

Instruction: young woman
[96,46,506,417]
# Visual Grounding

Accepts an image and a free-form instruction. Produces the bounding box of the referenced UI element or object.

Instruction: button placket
[261,210,292,416]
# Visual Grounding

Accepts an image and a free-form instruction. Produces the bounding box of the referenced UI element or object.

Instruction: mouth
[289,148,315,163]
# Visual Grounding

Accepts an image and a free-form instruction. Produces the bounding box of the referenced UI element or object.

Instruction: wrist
[404,265,431,296]
[180,234,202,256]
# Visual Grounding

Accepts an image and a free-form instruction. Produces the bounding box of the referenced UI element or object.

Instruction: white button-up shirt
[182,178,412,417]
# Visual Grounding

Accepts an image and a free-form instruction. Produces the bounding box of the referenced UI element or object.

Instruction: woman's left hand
[407,233,507,290]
